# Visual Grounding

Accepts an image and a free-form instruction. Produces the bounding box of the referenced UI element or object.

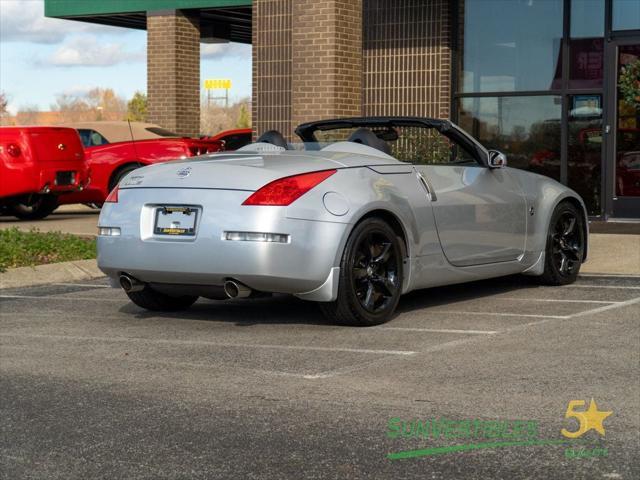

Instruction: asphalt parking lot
[1,274,639,479]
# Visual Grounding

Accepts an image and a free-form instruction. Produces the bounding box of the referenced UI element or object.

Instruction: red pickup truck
[0,126,88,219]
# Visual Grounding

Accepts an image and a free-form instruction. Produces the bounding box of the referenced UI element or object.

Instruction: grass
[0,228,96,272]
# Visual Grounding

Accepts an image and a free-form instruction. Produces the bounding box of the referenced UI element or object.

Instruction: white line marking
[0,333,417,356]
[379,327,498,335]
[51,283,110,288]
[0,295,122,302]
[568,296,640,318]
[568,285,640,290]
[434,310,570,319]
[579,273,640,278]
[496,298,618,304]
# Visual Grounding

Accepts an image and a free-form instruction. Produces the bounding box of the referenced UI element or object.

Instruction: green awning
[45,0,252,43]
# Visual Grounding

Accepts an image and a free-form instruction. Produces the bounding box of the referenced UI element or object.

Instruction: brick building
[45,0,640,219]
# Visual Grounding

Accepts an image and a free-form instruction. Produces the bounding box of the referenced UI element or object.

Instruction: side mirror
[488,150,507,168]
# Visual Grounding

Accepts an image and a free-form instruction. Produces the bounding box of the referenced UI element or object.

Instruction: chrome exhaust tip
[119,274,144,293]
[223,280,252,299]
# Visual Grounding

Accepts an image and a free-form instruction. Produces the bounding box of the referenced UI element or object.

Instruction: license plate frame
[154,206,198,236]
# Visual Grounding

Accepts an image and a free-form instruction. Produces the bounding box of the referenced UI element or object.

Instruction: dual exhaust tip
[119,274,251,299]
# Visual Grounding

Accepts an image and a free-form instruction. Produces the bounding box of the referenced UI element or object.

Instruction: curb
[0,259,105,290]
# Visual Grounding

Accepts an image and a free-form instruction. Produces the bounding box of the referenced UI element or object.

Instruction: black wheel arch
[351,209,410,261]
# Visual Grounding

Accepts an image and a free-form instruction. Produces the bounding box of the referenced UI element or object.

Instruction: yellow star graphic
[582,398,613,436]
[561,399,613,438]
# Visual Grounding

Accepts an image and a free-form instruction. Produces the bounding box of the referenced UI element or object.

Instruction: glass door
[608,40,640,218]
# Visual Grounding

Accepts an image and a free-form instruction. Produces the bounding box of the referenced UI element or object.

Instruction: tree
[127,91,148,122]
[0,91,8,116]
[52,87,126,122]
[236,103,250,128]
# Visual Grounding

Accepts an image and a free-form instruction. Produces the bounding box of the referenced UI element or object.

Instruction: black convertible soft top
[294,116,488,165]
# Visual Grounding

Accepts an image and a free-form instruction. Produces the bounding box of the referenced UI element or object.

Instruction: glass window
[569,38,604,89]
[77,129,109,148]
[568,95,603,215]
[460,0,563,93]
[571,0,605,38]
[612,0,640,31]
[458,96,562,180]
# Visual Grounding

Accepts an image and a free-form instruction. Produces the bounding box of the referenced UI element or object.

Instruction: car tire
[108,163,141,193]
[10,195,59,220]
[538,201,585,286]
[126,286,198,312]
[319,218,403,326]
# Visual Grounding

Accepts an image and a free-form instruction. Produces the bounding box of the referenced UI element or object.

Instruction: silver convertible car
[97,117,588,326]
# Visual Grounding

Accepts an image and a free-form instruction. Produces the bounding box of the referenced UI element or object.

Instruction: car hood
[119,150,402,191]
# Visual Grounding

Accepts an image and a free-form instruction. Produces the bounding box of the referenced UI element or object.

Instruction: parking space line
[0,295,123,302]
[51,283,111,288]
[567,296,640,318]
[0,333,418,356]
[495,298,619,304]
[379,327,497,335]
[565,285,640,290]
[434,310,570,319]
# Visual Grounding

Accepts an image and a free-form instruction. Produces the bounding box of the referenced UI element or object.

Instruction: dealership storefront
[46,0,640,219]
[456,0,640,218]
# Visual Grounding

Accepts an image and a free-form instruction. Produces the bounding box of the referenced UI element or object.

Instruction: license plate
[154,206,198,236]
[55,171,75,186]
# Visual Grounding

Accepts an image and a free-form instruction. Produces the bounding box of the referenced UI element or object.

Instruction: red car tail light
[105,185,119,203]
[6,143,21,157]
[242,169,337,206]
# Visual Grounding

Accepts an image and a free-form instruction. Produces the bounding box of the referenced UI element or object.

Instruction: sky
[0,0,252,114]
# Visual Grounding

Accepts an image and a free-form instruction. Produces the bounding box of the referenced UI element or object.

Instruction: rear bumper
[0,160,88,198]
[97,188,350,296]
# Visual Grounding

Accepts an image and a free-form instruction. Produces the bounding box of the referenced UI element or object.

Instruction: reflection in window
[616,45,640,197]
[568,38,604,89]
[458,96,562,180]
[612,0,640,31]
[460,0,563,92]
[568,95,602,215]
[571,0,604,38]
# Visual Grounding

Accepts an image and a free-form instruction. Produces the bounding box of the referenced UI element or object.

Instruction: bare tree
[200,97,251,135]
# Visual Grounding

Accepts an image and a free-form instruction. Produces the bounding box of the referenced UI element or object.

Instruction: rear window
[77,129,109,148]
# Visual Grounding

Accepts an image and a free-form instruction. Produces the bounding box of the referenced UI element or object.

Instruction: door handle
[416,172,437,201]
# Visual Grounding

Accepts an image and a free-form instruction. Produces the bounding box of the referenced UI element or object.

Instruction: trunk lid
[120,152,345,191]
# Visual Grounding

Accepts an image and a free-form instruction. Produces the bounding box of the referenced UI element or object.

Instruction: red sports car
[57,122,228,206]
[0,126,88,219]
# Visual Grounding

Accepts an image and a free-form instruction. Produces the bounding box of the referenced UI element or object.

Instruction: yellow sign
[204,79,232,90]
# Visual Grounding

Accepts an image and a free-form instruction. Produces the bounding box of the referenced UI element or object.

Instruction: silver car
[97,117,588,326]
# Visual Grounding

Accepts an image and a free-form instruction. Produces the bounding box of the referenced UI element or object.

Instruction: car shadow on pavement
[120,275,540,327]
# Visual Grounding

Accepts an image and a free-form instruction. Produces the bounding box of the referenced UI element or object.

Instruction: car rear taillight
[242,169,337,206]
[6,143,21,157]
[105,185,119,203]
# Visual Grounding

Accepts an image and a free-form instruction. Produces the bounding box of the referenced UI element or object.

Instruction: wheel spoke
[563,217,576,236]
[363,283,375,310]
[373,276,397,297]
[372,242,392,264]
[559,252,568,274]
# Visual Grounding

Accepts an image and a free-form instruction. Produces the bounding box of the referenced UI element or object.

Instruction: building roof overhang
[45,0,252,43]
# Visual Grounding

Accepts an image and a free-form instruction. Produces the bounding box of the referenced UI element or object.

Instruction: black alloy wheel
[352,232,400,313]
[540,202,585,285]
[319,218,403,326]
